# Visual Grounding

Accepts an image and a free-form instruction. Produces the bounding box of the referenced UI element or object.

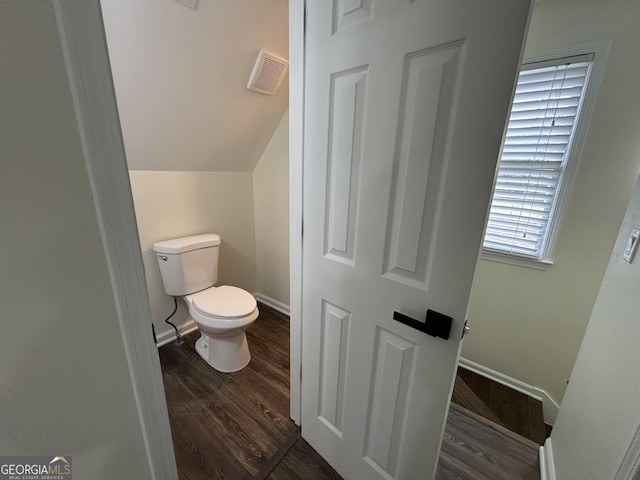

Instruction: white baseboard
[539,438,556,480]
[458,357,560,426]
[254,293,290,317]
[155,319,199,347]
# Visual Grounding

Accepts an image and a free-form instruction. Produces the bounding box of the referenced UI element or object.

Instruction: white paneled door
[301,1,532,479]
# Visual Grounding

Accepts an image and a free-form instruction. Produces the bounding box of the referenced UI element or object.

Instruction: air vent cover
[247,50,288,95]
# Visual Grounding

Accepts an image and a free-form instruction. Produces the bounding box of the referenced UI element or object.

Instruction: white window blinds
[483,55,593,259]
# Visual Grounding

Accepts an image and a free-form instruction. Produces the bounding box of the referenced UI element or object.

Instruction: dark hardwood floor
[436,403,540,480]
[452,368,546,445]
[159,303,540,480]
[160,304,341,480]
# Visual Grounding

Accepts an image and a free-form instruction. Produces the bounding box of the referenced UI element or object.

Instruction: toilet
[153,233,259,372]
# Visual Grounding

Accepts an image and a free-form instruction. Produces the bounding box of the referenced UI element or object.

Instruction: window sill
[480,249,554,271]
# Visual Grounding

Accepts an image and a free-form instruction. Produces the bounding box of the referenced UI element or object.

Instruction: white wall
[0,2,152,477]
[463,0,640,405]
[547,174,640,480]
[129,171,257,335]
[253,111,290,307]
[101,0,288,172]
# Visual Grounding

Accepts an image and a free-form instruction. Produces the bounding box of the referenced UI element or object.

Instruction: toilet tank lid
[153,234,221,254]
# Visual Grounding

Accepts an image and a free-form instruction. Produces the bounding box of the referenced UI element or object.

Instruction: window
[483,54,594,264]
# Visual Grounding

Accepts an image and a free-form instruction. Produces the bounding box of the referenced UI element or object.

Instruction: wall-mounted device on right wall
[623,228,639,263]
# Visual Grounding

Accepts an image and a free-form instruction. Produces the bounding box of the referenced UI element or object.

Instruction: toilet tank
[153,234,221,296]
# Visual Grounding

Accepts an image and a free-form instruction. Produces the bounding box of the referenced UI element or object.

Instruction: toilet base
[195,331,251,373]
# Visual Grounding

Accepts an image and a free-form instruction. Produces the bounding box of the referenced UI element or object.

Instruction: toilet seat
[190,285,257,319]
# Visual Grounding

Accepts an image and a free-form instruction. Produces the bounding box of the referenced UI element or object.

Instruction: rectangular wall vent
[247,50,289,95]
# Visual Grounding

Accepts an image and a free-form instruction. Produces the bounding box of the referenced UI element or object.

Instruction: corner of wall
[252,110,290,306]
[128,170,258,335]
[459,357,560,425]
[539,438,556,480]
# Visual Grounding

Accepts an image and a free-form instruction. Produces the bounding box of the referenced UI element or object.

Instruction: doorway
[98,0,296,476]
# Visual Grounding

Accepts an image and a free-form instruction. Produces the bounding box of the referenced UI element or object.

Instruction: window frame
[481,40,611,270]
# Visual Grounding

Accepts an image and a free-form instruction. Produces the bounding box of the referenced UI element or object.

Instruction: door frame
[54,1,178,478]
[288,0,305,426]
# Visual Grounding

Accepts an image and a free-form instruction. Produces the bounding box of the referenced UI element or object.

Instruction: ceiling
[101,0,289,172]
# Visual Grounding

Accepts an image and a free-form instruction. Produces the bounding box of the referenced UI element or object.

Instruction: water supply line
[165,296,184,346]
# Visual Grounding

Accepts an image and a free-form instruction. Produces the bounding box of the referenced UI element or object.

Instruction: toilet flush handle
[159,255,168,261]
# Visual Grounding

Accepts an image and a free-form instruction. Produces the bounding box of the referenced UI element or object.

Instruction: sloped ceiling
[101,0,288,172]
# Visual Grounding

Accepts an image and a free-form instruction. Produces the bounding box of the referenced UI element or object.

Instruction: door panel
[364,327,417,475]
[302,1,532,478]
[383,42,463,290]
[324,67,368,266]
[333,0,374,34]
[318,300,351,435]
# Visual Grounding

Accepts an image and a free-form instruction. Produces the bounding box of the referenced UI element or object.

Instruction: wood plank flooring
[159,303,540,480]
[437,403,540,480]
[453,368,546,445]
[160,304,341,480]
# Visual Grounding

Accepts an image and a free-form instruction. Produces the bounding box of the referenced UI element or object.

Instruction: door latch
[462,319,470,339]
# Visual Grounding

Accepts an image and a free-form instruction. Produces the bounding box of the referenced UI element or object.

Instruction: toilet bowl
[185,286,259,372]
[152,233,259,373]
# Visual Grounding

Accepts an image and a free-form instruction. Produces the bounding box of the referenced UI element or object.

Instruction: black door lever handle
[393,309,452,340]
